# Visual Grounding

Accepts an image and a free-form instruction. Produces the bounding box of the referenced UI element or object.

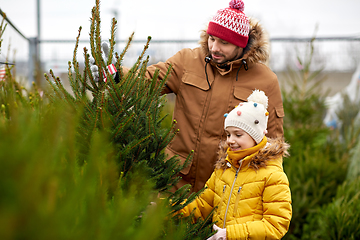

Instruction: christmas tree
[0,1,213,239]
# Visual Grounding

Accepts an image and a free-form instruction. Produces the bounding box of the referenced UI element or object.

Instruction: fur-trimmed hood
[215,137,290,171]
[199,17,270,66]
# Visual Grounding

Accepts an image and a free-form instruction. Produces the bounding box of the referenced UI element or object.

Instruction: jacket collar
[216,137,290,171]
[226,137,267,169]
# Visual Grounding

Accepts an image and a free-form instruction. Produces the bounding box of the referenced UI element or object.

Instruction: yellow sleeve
[178,171,217,220]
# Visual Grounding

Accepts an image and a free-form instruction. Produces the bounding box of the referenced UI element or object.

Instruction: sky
[2,0,359,40]
[1,0,360,70]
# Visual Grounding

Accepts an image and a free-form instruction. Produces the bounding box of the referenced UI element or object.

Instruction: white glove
[206,224,227,240]
[89,57,100,82]
[89,41,116,82]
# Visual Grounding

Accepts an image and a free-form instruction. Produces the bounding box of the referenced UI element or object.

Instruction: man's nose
[211,41,220,52]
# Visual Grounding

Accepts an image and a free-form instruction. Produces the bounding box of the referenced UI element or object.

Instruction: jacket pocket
[175,71,210,119]
[217,185,227,214]
[275,106,285,118]
[233,87,253,101]
[233,186,242,216]
[230,86,253,109]
[182,71,211,91]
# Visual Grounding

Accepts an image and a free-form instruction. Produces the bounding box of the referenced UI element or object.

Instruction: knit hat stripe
[212,11,249,35]
[207,22,249,48]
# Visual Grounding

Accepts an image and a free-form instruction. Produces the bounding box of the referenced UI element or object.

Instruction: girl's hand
[206,224,226,240]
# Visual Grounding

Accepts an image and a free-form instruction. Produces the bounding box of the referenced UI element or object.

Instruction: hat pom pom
[247,89,268,109]
[229,0,245,12]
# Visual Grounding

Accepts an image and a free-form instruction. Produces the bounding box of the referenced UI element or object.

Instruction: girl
[178,90,292,240]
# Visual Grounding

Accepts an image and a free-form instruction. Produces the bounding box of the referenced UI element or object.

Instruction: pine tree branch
[116,32,134,80]
[83,48,98,92]
[70,27,82,95]
[107,18,116,66]
[112,112,135,141]
[49,69,76,106]
[66,61,84,103]
[89,7,97,66]
[44,73,62,101]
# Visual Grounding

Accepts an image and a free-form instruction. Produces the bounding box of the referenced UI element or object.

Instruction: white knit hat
[224,89,269,144]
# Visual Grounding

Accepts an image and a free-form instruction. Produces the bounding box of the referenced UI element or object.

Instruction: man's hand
[206,224,226,240]
[89,57,100,82]
[89,41,116,82]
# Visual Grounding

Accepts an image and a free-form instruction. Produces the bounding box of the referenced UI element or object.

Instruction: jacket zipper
[223,160,242,228]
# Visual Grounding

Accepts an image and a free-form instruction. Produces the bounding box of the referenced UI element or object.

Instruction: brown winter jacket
[140,18,284,192]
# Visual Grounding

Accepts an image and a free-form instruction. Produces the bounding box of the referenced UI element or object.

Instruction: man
[93,0,284,193]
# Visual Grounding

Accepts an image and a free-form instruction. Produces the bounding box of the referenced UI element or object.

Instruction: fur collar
[215,137,290,171]
[199,17,270,66]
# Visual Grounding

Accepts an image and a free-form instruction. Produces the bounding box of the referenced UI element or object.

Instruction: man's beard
[209,51,227,64]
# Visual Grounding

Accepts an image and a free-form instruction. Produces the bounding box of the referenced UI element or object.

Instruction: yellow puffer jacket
[179,137,292,240]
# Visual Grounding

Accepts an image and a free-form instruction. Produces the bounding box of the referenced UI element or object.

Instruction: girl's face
[225,126,256,151]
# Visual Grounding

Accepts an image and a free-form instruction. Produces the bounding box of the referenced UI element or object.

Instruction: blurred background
[1,0,360,94]
[1,1,360,239]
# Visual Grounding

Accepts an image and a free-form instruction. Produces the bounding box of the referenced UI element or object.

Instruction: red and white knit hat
[207,0,250,48]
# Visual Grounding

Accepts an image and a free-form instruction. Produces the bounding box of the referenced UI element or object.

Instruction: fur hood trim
[199,17,270,65]
[215,137,290,170]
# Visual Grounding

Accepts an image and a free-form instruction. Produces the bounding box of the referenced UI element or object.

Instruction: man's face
[208,35,244,64]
